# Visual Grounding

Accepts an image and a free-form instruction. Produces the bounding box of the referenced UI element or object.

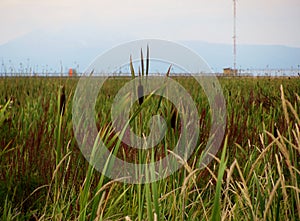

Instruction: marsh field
[0,76,299,220]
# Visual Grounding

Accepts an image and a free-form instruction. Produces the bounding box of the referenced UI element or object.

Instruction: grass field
[0,76,299,220]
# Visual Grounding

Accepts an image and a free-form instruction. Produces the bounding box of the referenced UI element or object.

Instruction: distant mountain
[0,29,121,74]
[181,41,300,72]
[1,29,300,74]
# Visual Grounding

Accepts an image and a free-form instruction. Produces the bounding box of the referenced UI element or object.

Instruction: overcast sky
[1,0,300,47]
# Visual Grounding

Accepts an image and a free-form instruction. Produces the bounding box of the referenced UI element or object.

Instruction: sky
[1,0,300,47]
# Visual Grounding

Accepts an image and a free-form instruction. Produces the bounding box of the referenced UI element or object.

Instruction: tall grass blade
[130,55,135,79]
[211,136,228,221]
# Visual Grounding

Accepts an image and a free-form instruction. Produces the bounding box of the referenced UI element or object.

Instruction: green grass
[0,76,299,220]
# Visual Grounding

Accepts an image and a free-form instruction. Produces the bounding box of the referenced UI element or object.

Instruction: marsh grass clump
[130,47,149,106]
[0,73,300,220]
[91,50,184,169]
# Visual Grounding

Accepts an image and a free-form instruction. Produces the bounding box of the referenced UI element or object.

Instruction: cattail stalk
[59,85,66,115]
[138,68,144,106]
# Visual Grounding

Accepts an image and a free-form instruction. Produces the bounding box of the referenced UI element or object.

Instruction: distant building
[223,68,238,75]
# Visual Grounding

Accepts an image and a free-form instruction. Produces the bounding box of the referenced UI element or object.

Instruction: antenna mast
[233,0,237,72]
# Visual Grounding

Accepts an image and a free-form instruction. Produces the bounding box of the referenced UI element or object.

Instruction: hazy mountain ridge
[1,30,300,73]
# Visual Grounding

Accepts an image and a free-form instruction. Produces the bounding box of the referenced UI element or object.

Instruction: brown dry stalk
[263,178,281,221]
[285,99,300,125]
[275,154,289,220]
